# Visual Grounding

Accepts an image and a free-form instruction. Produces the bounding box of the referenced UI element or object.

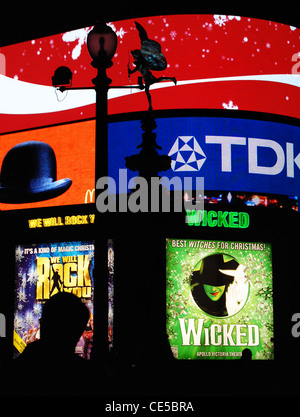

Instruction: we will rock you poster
[166,239,274,360]
[13,241,94,359]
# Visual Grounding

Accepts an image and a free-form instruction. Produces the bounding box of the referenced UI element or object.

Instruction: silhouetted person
[14,292,90,396]
[240,348,252,361]
[49,266,63,296]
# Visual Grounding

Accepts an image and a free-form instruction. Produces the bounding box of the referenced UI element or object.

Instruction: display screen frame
[166,237,274,360]
[13,239,95,360]
[0,13,298,212]
[107,109,300,210]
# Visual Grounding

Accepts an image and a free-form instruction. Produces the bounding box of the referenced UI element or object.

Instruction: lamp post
[86,21,117,360]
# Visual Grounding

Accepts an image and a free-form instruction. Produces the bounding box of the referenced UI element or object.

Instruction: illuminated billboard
[108,114,300,205]
[0,14,299,133]
[13,241,94,359]
[0,121,95,210]
[166,238,274,360]
[0,14,298,210]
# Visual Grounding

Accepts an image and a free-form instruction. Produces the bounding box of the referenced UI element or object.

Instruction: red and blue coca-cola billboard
[0,14,299,209]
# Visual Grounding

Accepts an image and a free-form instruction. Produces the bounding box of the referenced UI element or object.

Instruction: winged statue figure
[128,21,176,110]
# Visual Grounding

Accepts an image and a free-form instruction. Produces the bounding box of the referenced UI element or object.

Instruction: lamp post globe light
[87,21,118,63]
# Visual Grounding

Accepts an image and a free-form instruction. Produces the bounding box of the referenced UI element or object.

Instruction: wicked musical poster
[13,241,94,359]
[166,239,274,360]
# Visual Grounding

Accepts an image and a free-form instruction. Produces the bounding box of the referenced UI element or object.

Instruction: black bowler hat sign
[0,141,72,203]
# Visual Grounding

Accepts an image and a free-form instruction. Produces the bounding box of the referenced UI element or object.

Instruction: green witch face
[203,284,225,301]
[191,253,241,317]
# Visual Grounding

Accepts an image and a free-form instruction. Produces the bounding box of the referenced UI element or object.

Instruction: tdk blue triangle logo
[168,136,206,172]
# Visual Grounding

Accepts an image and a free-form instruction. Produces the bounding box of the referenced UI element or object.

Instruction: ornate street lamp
[86,21,118,182]
[85,21,118,359]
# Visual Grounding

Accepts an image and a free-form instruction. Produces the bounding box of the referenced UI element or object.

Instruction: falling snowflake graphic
[27,268,39,286]
[214,15,241,27]
[214,15,228,27]
[33,304,42,317]
[107,22,127,38]
[170,30,177,40]
[16,288,27,303]
[24,311,34,327]
[15,246,24,262]
[20,274,27,289]
[222,100,239,110]
[62,28,91,60]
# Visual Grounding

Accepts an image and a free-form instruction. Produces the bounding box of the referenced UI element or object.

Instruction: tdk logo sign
[109,116,299,198]
[169,135,300,178]
[169,136,206,172]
